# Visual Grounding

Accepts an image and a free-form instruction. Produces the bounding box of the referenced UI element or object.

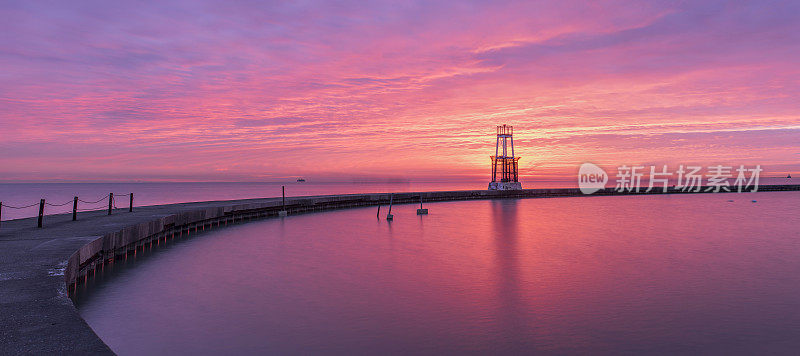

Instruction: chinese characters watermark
[578,163,762,194]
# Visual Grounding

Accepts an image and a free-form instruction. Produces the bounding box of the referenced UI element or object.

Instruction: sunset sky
[1,0,798,182]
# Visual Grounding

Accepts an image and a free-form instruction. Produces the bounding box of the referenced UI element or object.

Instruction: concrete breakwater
[62,184,800,290]
[1,185,799,354]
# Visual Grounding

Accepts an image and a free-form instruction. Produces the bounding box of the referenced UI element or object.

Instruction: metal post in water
[386,194,394,220]
[417,193,428,215]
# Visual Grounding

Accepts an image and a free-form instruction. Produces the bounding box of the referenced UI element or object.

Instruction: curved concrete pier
[1,186,799,353]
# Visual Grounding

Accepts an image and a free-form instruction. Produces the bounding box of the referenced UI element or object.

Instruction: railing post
[38,199,45,228]
[0,202,3,229]
[108,193,113,215]
[129,193,134,212]
[278,185,288,217]
[72,197,78,221]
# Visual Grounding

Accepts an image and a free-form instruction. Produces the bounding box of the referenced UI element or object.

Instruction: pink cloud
[0,0,798,182]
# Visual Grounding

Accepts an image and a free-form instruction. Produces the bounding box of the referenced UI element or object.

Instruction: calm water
[75,192,800,355]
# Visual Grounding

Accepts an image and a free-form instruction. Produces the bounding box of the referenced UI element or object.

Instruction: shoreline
[1,185,798,354]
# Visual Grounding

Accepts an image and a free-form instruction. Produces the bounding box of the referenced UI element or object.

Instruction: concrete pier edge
[1,185,798,354]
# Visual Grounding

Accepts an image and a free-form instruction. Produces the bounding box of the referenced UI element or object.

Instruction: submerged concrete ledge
[1,185,799,354]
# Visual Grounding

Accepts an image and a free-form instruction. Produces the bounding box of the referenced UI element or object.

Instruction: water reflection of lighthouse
[489,124,523,190]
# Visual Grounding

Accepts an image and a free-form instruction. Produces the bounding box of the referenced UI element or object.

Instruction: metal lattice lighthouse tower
[488,124,523,190]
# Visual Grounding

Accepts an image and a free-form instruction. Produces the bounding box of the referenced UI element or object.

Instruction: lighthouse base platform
[488,182,523,190]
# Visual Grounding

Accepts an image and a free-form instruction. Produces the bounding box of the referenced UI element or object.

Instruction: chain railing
[0,192,134,229]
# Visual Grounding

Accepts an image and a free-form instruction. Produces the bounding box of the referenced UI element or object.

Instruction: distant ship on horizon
[297,178,306,182]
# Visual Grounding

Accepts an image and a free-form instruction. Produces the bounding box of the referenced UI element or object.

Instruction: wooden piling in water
[72,197,77,221]
[129,193,134,212]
